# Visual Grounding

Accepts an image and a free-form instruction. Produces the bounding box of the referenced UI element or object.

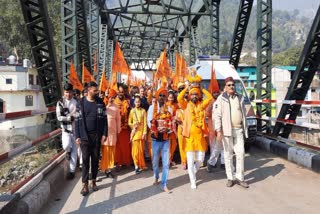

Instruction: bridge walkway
[42,147,320,214]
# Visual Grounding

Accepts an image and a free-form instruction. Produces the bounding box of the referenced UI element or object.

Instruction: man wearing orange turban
[147,87,173,193]
[177,83,213,189]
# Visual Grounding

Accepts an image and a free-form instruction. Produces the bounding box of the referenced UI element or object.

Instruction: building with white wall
[0,65,49,141]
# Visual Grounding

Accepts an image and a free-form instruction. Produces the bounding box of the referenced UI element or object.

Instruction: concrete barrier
[255,137,320,174]
[0,161,67,214]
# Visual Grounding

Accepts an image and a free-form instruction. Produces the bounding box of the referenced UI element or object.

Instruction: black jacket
[75,97,108,141]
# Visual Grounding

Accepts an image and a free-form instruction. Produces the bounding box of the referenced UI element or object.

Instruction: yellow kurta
[128,107,147,169]
[183,89,213,152]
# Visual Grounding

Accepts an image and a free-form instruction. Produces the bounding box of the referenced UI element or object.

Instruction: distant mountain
[197,0,315,55]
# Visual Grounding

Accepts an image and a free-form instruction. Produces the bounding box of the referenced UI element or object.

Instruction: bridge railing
[253,99,320,151]
[0,109,64,197]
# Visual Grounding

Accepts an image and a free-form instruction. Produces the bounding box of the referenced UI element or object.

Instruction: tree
[0,0,61,64]
[272,46,303,66]
[220,40,229,56]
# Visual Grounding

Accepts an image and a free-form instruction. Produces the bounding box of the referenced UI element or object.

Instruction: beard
[191,97,198,103]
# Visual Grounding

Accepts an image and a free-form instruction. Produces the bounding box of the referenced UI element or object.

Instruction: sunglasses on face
[159,94,166,97]
[227,84,235,87]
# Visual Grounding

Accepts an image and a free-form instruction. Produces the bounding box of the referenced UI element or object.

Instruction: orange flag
[180,56,188,81]
[99,69,109,92]
[110,72,118,90]
[208,62,220,93]
[175,52,182,76]
[69,62,84,91]
[156,48,172,78]
[112,42,131,74]
[93,51,98,74]
[82,61,96,83]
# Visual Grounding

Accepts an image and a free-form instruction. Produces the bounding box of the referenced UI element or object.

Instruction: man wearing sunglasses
[213,76,249,188]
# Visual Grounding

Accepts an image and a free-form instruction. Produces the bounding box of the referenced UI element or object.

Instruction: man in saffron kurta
[128,96,147,174]
[114,84,133,167]
[178,84,213,189]
[101,89,121,178]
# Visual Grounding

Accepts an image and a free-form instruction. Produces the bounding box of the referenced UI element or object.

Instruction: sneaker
[226,180,235,187]
[236,179,249,188]
[135,168,142,175]
[80,183,89,196]
[220,164,225,170]
[66,151,71,161]
[67,172,75,180]
[90,180,99,191]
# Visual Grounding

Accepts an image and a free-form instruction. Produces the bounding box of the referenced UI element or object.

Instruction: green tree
[272,46,303,66]
[220,40,229,56]
[0,0,61,64]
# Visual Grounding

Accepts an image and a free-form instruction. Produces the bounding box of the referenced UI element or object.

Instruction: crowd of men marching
[56,73,249,196]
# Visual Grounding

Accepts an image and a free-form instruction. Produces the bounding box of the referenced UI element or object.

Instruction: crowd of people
[56,73,249,196]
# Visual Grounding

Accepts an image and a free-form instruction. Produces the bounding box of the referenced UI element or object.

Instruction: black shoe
[105,170,115,178]
[67,172,75,180]
[81,183,89,196]
[66,152,71,161]
[207,164,216,173]
[236,179,249,188]
[220,164,225,170]
[226,180,235,187]
[135,168,142,175]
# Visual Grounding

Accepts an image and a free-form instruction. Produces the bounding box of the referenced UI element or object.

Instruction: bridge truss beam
[256,0,272,133]
[229,0,254,69]
[20,0,61,106]
[273,6,320,138]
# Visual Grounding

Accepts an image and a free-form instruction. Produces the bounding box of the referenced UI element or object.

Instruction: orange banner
[82,61,96,83]
[69,62,84,91]
[99,69,109,92]
[112,42,131,75]
[208,62,219,93]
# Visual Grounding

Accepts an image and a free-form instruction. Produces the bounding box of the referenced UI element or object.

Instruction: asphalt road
[42,147,320,214]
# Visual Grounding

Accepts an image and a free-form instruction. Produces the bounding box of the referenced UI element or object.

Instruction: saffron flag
[112,42,131,75]
[208,62,220,93]
[69,62,84,91]
[156,48,172,78]
[82,61,96,83]
[110,72,118,90]
[99,69,109,92]
[180,56,188,81]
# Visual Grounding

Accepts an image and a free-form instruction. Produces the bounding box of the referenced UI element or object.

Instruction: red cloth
[109,89,117,98]
[115,129,133,166]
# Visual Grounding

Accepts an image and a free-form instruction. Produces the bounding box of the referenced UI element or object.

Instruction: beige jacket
[213,92,248,138]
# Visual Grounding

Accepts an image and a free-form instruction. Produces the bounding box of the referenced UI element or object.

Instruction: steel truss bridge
[19,0,320,138]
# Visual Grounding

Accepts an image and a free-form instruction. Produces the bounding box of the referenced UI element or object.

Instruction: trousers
[186,151,205,186]
[80,133,101,184]
[62,132,77,172]
[152,140,170,188]
[222,128,245,181]
[207,138,224,166]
